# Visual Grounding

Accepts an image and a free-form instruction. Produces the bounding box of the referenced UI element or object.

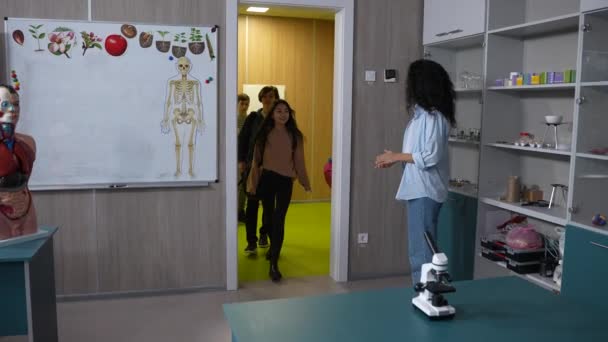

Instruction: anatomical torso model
[0,85,37,240]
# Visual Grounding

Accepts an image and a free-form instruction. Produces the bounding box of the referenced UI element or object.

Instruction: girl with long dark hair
[247,99,311,282]
[375,59,455,284]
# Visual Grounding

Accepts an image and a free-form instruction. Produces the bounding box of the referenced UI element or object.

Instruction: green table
[224,276,606,342]
[0,227,58,341]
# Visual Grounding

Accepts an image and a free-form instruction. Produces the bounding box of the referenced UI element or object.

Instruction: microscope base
[412,295,456,320]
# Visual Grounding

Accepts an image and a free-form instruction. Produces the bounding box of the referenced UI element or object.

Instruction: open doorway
[236,5,335,283]
[226,0,353,290]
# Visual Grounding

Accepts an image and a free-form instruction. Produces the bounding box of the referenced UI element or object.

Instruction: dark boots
[269,260,282,282]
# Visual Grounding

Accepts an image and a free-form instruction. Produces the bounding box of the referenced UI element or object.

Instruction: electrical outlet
[358,233,368,244]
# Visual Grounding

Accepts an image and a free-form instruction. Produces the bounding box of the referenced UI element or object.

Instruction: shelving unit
[449,184,479,198]
[424,0,608,293]
[449,138,480,145]
[581,81,608,87]
[424,33,484,197]
[486,143,571,156]
[455,88,483,93]
[480,197,568,225]
[576,153,608,161]
[471,0,608,293]
[487,84,575,91]
[491,259,561,293]
[487,13,580,38]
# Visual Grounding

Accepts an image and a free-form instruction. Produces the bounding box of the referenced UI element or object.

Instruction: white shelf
[577,174,608,179]
[486,143,571,156]
[522,273,561,293]
[487,84,575,91]
[483,259,560,293]
[455,88,482,93]
[480,197,568,226]
[449,138,480,145]
[581,81,608,87]
[449,185,478,198]
[577,152,608,161]
[424,33,484,50]
[488,13,580,38]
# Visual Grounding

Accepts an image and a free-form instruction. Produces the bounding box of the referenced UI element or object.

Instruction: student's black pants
[245,196,269,246]
[259,170,294,262]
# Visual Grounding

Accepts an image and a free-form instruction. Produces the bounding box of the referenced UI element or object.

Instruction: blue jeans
[407,197,442,285]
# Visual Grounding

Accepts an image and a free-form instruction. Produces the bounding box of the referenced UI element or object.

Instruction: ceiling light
[246,7,269,13]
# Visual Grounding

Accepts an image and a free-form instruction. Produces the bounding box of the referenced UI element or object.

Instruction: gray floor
[1,275,409,342]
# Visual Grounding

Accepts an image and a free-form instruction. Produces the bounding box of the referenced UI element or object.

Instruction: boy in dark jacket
[238,86,279,254]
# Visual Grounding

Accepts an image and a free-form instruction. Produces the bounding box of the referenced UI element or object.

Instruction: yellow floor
[238,202,331,283]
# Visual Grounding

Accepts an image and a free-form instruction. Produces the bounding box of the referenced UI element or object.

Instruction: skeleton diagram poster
[5,18,218,189]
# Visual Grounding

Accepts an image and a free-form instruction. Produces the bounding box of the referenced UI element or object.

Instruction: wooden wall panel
[349,0,423,279]
[32,191,98,295]
[238,15,247,99]
[95,188,224,292]
[312,20,334,199]
[91,0,223,25]
[238,15,333,201]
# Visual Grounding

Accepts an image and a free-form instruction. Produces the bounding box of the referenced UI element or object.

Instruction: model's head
[177,56,192,75]
[0,85,20,137]
[406,59,455,126]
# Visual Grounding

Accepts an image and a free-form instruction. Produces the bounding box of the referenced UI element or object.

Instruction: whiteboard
[5,18,219,189]
[242,84,286,111]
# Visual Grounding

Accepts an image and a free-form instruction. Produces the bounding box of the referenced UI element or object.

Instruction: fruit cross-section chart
[5,18,219,189]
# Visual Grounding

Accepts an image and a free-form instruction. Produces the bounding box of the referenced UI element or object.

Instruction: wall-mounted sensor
[384,69,397,83]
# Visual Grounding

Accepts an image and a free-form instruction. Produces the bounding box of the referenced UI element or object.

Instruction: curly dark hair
[406,59,456,126]
[254,99,303,162]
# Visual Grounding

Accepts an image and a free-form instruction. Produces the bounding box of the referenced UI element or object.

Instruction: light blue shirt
[396,105,450,203]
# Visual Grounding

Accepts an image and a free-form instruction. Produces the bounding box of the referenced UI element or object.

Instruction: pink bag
[506,225,543,250]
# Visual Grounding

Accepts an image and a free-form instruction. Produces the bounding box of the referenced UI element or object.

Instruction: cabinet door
[447,0,486,41]
[580,8,608,83]
[423,0,447,45]
[424,0,486,45]
[581,0,608,12]
[437,192,477,281]
[561,225,608,302]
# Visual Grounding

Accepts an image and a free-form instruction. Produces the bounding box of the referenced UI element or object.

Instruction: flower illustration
[48,27,76,58]
[80,31,103,55]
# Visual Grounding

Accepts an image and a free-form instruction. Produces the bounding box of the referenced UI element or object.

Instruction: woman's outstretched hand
[375,150,397,169]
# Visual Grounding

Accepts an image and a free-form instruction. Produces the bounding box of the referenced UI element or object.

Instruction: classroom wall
[0,0,226,295]
[348,0,423,279]
[238,15,334,201]
[0,0,423,294]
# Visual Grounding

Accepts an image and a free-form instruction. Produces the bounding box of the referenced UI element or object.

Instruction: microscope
[412,232,456,320]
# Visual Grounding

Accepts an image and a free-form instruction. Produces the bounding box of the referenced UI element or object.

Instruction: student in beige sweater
[247,99,311,282]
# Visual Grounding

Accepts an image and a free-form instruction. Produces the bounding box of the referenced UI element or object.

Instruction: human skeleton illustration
[161,57,204,177]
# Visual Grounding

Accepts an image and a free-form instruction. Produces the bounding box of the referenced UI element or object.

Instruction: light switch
[365,70,376,82]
